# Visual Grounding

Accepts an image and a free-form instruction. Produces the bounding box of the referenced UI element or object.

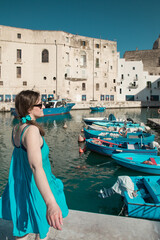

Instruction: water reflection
[0,108,160,216]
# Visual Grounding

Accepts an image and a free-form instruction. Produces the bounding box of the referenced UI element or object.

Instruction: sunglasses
[33,103,43,108]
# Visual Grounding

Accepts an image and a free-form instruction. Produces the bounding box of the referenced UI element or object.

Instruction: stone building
[0,25,117,103]
[123,35,160,76]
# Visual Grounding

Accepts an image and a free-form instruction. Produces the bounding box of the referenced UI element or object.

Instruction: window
[66,37,69,43]
[12,95,16,102]
[157,81,160,88]
[105,82,107,88]
[96,83,99,91]
[126,95,134,101]
[0,81,3,85]
[110,95,114,101]
[82,83,86,91]
[66,52,69,62]
[17,49,22,62]
[48,94,54,99]
[114,86,116,92]
[0,95,3,101]
[133,67,135,70]
[121,65,123,67]
[95,58,99,68]
[100,95,104,101]
[42,49,49,63]
[23,81,27,86]
[42,94,47,101]
[80,51,86,67]
[0,46,1,61]
[17,33,21,39]
[95,44,100,48]
[106,95,109,101]
[110,66,112,70]
[43,76,47,80]
[147,81,151,88]
[113,79,116,83]
[5,95,11,102]
[135,74,138,80]
[121,74,124,80]
[82,95,86,101]
[120,88,122,94]
[81,41,86,47]
[17,67,21,78]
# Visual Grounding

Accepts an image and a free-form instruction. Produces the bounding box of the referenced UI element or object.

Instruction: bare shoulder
[23,125,40,140]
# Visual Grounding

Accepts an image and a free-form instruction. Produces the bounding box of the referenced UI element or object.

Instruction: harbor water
[0,107,160,216]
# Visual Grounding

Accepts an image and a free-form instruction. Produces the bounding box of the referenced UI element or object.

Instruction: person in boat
[0,90,68,240]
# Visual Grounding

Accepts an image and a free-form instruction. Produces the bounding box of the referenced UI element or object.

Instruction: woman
[0,90,68,239]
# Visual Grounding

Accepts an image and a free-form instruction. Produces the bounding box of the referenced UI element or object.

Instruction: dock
[147,118,160,129]
[0,210,160,239]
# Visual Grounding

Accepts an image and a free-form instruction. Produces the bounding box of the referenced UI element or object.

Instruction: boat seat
[124,190,145,204]
[143,178,160,203]
[127,144,135,150]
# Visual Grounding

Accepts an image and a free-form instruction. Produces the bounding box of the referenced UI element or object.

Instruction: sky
[0,0,159,57]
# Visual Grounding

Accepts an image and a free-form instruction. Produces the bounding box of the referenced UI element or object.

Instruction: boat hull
[86,140,158,157]
[84,128,155,143]
[112,153,160,174]
[43,103,75,116]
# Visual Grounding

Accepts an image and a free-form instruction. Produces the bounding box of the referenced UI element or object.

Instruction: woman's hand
[46,202,63,230]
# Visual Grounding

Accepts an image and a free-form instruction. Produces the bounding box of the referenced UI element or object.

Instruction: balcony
[128,83,138,89]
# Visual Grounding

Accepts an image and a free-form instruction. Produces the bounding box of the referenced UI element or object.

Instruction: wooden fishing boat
[123,176,160,220]
[83,114,117,125]
[83,128,155,143]
[90,106,106,111]
[11,99,75,117]
[112,153,160,174]
[85,138,158,156]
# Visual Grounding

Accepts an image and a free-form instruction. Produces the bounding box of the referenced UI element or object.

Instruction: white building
[117,53,160,102]
[0,25,117,103]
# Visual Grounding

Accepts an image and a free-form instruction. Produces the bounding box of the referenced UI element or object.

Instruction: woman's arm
[23,125,63,230]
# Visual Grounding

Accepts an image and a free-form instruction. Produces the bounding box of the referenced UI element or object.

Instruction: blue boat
[90,106,106,111]
[93,121,143,129]
[123,176,160,220]
[85,138,158,156]
[10,99,75,117]
[83,114,131,125]
[43,99,75,116]
[84,128,155,143]
[112,153,160,174]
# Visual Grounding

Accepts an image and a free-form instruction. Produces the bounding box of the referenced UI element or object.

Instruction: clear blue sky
[0,0,159,57]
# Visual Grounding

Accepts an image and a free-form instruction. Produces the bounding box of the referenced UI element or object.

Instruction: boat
[85,138,158,156]
[43,99,75,116]
[112,153,160,174]
[10,99,75,117]
[83,114,132,125]
[83,128,155,143]
[92,121,145,130]
[123,176,160,220]
[90,106,106,111]
[88,124,145,133]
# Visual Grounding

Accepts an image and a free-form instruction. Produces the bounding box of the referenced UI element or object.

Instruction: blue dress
[0,125,69,239]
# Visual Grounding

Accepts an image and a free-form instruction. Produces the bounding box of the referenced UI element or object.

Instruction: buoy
[78,134,85,142]
[63,122,67,129]
[79,147,84,153]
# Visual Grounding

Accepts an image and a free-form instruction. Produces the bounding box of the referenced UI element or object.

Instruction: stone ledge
[0,210,160,240]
